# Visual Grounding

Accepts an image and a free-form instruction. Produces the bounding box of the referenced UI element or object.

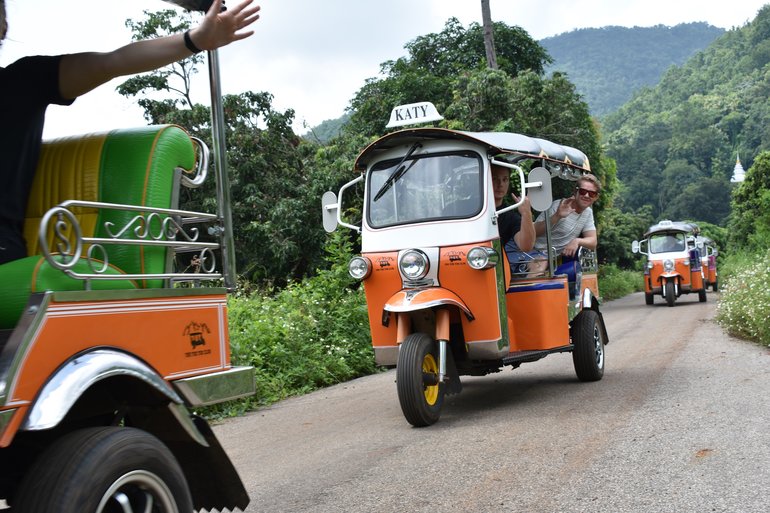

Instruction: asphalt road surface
[214,291,770,513]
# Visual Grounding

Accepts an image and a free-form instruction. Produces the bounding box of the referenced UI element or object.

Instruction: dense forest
[602,4,770,251]
[541,23,725,117]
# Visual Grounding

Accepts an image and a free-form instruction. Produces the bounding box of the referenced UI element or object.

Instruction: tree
[117,10,327,287]
[480,0,498,70]
[346,17,551,137]
[729,151,770,251]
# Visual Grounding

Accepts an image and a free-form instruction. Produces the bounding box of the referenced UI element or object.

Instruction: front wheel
[665,280,676,307]
[397,332,445,427]
[571,309,605,382]
[13,427,192,512]
[712,279,719,292]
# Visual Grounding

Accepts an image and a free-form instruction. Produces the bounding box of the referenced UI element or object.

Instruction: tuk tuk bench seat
[0,125,196,329]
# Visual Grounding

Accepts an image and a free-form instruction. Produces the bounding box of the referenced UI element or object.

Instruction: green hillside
[541,23,725,117]
[602,4,770,230]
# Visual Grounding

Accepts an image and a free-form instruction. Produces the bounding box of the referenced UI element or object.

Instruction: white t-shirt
[534,199,595,252]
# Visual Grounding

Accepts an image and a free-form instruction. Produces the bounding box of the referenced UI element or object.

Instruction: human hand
[512,193,532,219]
[562,238,580,257]
[192,0,261,50]
[557,197,576,219]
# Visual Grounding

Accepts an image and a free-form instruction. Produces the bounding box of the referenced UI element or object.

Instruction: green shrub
[716,250,770,346]
[598,264,643,301]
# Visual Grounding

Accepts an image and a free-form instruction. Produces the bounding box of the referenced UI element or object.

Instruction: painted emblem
[183,321,210,349]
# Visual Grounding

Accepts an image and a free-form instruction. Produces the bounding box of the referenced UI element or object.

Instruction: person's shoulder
[4,55,61,74]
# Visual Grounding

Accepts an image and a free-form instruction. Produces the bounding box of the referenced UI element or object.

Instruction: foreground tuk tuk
[632,220,707,307]
[0,1,253,510]
[322,103,608,427]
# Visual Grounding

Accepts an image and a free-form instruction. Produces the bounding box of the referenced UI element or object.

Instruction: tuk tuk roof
[353,128,591,174]
[644,220,698,237]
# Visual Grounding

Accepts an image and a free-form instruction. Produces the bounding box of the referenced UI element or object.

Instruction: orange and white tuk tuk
[0,1,253,510]
[698,236,719,291]
[322,102,609,427]
[632,220,707,307]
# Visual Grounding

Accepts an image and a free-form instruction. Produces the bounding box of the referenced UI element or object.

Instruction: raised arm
[58,0,260,99]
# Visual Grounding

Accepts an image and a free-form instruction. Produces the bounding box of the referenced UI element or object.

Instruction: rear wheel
[571,309,605,382]
[699,288,707,302]
[712,279,719,292]
[665,280,676,307]
[13,427,192,513]
[397,332,444,427]
[645,292,654,305]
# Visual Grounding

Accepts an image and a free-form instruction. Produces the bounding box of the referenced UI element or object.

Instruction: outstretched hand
[556,197,576,219]
[193,0,261,50]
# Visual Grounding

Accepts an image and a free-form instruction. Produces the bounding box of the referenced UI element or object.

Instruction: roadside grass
[715,250,770,347]
[598,264,643,301]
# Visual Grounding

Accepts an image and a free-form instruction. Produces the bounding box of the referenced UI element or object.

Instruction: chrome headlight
[467,246,498,270]
[646,261,653,270]
[400,250,429,280]
[663,259,674,272]
[348,256,372,280]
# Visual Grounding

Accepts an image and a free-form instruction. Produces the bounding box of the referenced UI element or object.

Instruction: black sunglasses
[576,187,599,199]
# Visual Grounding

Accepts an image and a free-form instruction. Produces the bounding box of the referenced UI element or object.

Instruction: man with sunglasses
[533,174,601,261]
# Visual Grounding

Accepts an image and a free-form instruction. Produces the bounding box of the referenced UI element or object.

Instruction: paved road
[214,291,770,513]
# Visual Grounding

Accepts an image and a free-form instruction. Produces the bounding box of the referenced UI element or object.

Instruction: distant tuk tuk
[697,236,719,291]
[632,220,707,307]
[322,102,608,427]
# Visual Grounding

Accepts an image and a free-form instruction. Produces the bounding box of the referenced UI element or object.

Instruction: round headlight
[400,250,429,280]
[348,256,371,280]
[663,259,674,272]
[467,246,498,270]
[646,261,654,270]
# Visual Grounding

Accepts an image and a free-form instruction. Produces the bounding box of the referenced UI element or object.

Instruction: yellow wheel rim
[422,353,439,405]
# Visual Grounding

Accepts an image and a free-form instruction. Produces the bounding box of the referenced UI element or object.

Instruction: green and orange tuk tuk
[0,1,253,510]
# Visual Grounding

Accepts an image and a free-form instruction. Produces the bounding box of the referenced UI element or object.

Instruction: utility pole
[481,0,498,69]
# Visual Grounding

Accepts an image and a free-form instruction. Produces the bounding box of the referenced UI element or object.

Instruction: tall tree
[480,0,498,70]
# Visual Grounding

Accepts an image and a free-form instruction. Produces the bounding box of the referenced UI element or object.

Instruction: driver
[0,0,260,265]
[492,164,535,253]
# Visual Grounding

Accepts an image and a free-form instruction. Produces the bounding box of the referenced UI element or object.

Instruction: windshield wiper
[373,142,422,202]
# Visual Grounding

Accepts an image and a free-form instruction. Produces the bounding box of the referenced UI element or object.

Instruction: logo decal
[183,321,212,357]
[445,250,466,266]
[377,256,395,271]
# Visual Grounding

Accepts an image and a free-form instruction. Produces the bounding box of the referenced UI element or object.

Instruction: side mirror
[321,191,339,233]
[631,240,640,254]
[526,167,553,212]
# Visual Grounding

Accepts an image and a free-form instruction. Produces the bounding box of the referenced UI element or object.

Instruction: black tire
[571,309,605,382]
[13,427,192,513]
[699,288,707,302]
[665,280,676,307]
[396,332,444,427]
[645,292,654,305]
[713,279,719,292]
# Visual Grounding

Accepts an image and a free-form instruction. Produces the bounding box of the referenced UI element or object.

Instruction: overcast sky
[2,0,767,138]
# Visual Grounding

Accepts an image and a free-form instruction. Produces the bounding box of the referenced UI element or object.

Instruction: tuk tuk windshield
[367,151,483,228]
[650,233,685,253]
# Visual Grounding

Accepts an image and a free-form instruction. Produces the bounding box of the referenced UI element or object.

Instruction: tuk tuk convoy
[0,19,721,506]
[632,220,718,307]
